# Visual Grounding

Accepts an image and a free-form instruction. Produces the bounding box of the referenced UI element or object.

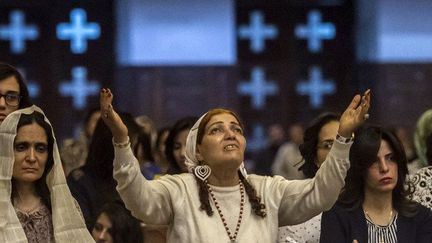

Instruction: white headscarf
[0,105,94,242]
[184,111,248,178]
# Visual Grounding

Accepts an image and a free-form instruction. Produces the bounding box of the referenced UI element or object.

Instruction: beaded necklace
[207,180,245,243]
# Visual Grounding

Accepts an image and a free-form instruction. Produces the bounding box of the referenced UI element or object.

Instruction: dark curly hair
[298,112,340,178]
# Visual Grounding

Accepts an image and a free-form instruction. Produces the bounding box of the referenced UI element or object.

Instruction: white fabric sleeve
[113,143,173,225]
[269,140,351,226]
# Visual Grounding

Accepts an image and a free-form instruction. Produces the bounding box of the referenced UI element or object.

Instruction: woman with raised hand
[0,105,93,242]
[320,125,432,243]
[100,88,370,243]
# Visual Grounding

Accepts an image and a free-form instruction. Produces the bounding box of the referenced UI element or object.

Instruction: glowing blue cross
[296,66,336,108]
[238,10,278,53]
[57,8,101,54]
[17,67,40,98]
[237,67,278,109]
[0,10,39,54]
[59,67,100,109]
[247,124,267,152]
[27,81,40,98]
[295,10,335,53]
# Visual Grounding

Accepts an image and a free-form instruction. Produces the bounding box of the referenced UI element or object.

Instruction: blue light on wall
[295,10,336,53]
[238,10,278,54]
[0,10,39,54]
[296,66,336,108]
[237,67,279,109]
[59,67,101,109]
[57,8,101,54]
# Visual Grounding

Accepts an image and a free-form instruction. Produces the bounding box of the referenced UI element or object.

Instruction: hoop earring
[194,165,211,181]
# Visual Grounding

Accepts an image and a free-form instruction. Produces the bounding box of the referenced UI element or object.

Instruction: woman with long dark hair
[320,125,432,243]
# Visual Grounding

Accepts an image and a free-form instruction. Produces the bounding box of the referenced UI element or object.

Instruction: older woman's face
[13,123,48,183]
[196,113,246,170]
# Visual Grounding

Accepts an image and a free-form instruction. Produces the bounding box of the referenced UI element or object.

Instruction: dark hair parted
[95,201,143,243]
[338,125,418,217]
[165,116,197,174]
[298,112,340,178]
[195,108,266,218]
[0,63,31,108]
[12,111,55,210]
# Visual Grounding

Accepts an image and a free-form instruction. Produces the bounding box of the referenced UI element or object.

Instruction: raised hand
[338,89,371,137]
[100,88,128,144]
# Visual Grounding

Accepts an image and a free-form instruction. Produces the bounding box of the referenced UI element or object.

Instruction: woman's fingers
[347,94,361,111]
[100,88,114,120]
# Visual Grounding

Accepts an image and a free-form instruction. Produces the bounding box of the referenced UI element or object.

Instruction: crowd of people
[1,62,432,242]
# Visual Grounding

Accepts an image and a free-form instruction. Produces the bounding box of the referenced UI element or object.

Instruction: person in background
[409,109,432,174]
[0,106,93,242]
[272,123,304,179]
[165,116,198,174]
[60,108,101,176]
[410,110,432,208]
[92,201,144,243]
[135,131,160,179]
[254,123,287,175]
[67,112,141,231]
[153,127,171,175]
[277,112,340,242]
[320,125,432,243]
[0,63,32,124]
[100,88,370,242]
[391,125,416,162]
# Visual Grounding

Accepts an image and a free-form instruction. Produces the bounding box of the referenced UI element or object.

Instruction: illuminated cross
[238,10,278,53]
[237,67,278,109]
[296,66,336,108]
[295,10,335,53]
[0,10,39,54]
[247,124,267,152]
[59,67,100,109]
[57,8,101,54]
[17,67,40,98]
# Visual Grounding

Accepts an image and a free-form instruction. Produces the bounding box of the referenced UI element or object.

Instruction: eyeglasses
[0,92,21,107]
[317,140,334,150]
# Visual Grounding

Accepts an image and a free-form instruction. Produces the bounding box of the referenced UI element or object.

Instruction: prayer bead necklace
[207,180,245,243]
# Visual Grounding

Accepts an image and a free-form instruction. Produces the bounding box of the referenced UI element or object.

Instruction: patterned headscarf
[0,105,94,242]
[184,111,248,178]
[414,109,432,167]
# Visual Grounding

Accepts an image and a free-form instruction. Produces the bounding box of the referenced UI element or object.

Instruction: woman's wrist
[113,136,129,147]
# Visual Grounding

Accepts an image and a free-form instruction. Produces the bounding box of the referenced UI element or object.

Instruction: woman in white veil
[0,105,94,242]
